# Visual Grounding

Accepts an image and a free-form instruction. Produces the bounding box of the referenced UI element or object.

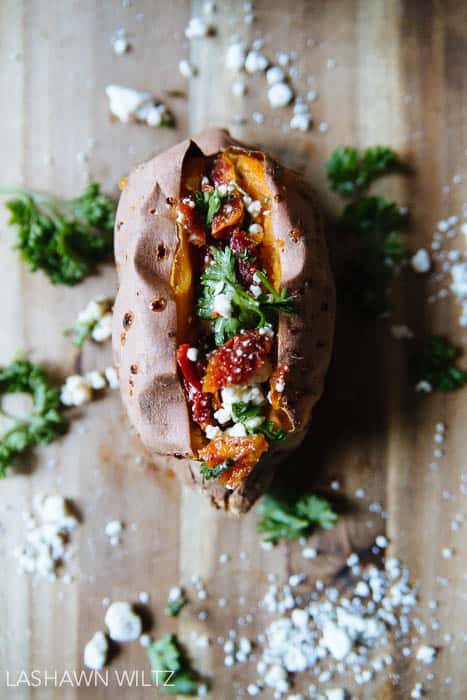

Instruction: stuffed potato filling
[175,152,294,488]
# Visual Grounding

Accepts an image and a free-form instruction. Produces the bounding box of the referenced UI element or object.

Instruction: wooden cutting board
[0,1,466,698]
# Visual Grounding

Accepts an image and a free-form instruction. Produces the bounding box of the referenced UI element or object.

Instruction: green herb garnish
[257,493,337,544]
[66,297,113,349]
[198,246,295,346]
[410,336,467,392]
[0,360,68,477]
[193,189,230,228]
[231,402,287,443]
[326,145,399,197]
[1,183,115,285]
[147,633,203,696]
[165,589,187,617]
[200,460,233,480]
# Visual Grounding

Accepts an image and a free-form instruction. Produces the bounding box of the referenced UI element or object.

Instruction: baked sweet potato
[112,128,335,514]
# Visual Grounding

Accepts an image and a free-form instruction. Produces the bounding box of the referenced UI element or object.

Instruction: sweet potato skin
[112,128,335,514]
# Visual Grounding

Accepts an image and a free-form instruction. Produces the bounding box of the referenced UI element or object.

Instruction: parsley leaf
[193,189,230,228]
[65,297,113,349]
[232,403,287,443]
[200,460,233,480]
[2,183,115,285]
[197,246,294,346]
[146,633,203,695]
[338,196,407,318]
[410,336,467,392]
[257,493,337,544]
[326,145,399,197]
[0,360,68,477]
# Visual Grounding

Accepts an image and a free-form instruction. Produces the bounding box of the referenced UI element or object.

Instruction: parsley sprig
[410,336,467,392]
[232,402,287,442]
[193,189,230,228]
[197,246,295,346]
[326,146,407,318]
[146,633,203,695]
[257,493,337,544]
[326,145,399,197]
[200,460,233,480]
[0,360,68,477]
[1,183,115,285]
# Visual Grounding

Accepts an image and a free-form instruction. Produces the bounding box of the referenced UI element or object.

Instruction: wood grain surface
[0,0,466,698]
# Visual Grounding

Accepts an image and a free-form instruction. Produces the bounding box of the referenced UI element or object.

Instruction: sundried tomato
[202,329,273,393]
[177,344,215,430]
[198,433,269,488]
[177,199,206,246]
[211,192,244,239]
[210,154,236,186]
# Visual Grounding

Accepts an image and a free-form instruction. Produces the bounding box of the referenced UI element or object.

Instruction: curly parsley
[0,360,68,477]
[193,189,230,228]
[198,246,295,346]
[410,336,467,392]
[232,402,287,443]
[146,633,203,695]
[257,493,337,544]
[326,145,399,197]
[1,182,115,285]
[200,460,233,480]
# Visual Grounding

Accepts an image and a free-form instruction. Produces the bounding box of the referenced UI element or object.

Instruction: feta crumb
[185,17,212,39]
[86,370,107,391]
[232,79,247,97]
[179,59,197,78]
[91,313,113,342]
[105,520,123,540]
[104,601,142,642]
[411,248,431,273]
[61,375,93,407]
[247,200,262,217]
[106,85,152,122]
[390,324,414,340]
[213,407,231,425]
[187,347,198,362]
[84,631,108,670]
[321,622,352,660]
[104,367,119,390]
[245,50,268,73]
[268,82,294,108]
[226,42,246,72]
[266,66,286,85]
[139,633,151,647]
[206,424,223,440]
[226,422,247,437]
[302,547,317,559]
[415,380,432,393]
[416,645,437,664]
[451,262,467,299]
[212,291,233,318]
[442,547,454,559]
[326,691,346,700]
[249,223,263,235]
[290,113,311,131]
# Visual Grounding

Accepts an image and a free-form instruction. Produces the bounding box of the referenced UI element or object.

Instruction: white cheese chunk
[205,424,223,440]
[104,601,142,642]
[416,645,437,664]
[84,631,108,670]
[105,85,152,122]
[226,422,247,437]
[186,347,198,362]
[226,42,246,71]
[104,367,119,390]
[185,17,211,38]
[213,407,231,425]
[60,375,93,407]
[91,313,113,342]
[290,113,311,131]
[86,370,107,390]
[451,262,467,298]
[179,59,197,78]
[410,248,431,273]
[266,66,286,85]
[268,82,294,108]
[245,50,268,73]
[321,621,352,660]
[212,291,233,318]
[232,79,247,97]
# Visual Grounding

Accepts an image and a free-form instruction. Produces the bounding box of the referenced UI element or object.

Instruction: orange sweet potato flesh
[198,434,269,489]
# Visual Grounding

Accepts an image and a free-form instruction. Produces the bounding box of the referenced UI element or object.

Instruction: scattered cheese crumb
[411,248,431,273]
[104,601,142,642]
[84,631,108,670]
[226,42,246,72]
[268,82,294,108]
[245,50,268,74]
[179,59,197,79]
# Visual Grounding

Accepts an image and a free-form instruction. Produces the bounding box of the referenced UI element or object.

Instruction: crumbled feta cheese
[451,262,467,298]
[105,520,123,540]
[249,223,263,235]
[416,645,437,664]
[232,79,247,97]
[321,622,352,660]
[104,601,142,642]
[214,407,232,425]
[249,284,262,298]
[415,380,432,393]
[266,66,285,85]
[86,370,107,391]
[135,102,171,127]
[247,200,262,217]
[187,347,198,362]
[326,690,346,700]
[245,50,268,73]
[185,17,211,39]
[226,422,247,437]
[290,113,311,131]
[302,546,317,559]
[206,424,223,440]
[84,631,108,670]
[61,375,93,407]
[411,248,431,273]
[104,367,119,390]
[91,313,112,342]
[179,59,197,78]
[390,324,414,340]
[106,85,152,122]
[212,291,233,318]
[268,82,294,108]
[222,384,265,409]
[244,416,264,430]
[139,633,151,648]
[77,297,112,324]
[226,42,246,71]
